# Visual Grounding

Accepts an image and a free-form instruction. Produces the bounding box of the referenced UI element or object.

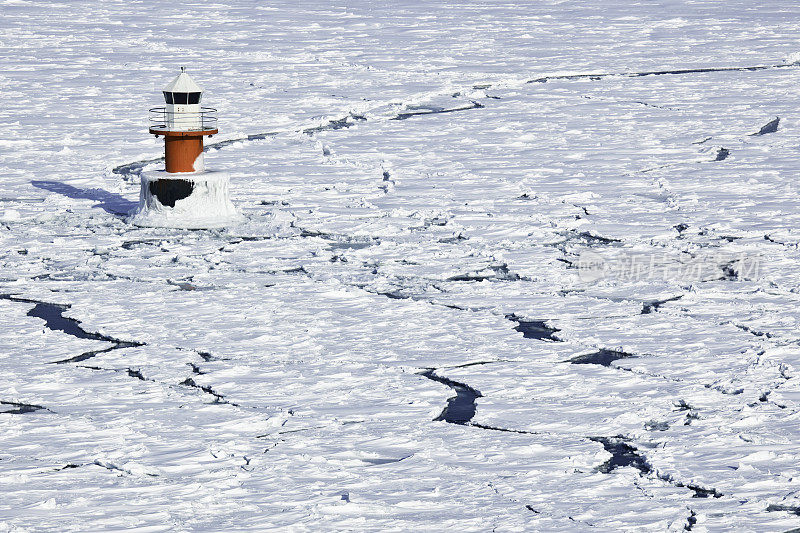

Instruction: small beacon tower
[131,68,239,228]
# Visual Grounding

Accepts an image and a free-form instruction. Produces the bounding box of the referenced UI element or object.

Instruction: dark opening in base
[149,179,194,208]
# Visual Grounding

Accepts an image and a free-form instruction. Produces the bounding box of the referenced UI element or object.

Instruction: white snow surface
[2,1,800,531]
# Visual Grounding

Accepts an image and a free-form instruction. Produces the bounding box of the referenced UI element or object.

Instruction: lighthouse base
[130,170,240,229]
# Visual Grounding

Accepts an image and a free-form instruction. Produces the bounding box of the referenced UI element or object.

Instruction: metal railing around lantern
[149,107,218,132]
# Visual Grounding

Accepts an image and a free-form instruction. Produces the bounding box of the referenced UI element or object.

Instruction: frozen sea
[3,1,800,531]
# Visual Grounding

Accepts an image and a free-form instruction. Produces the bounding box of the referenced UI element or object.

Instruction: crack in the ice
[6,296,124,343]
[714,148,730,161]
[75,362,260,413]
[419,367,544,435]
[375,290,408,300]
[490,482,597,528]
[674,400,701,426]
[180,377,239,406]
[120,238,165,250]
[719,261,739,281]
[52,458,158,477]
[664,476,723,499]
[527,62,799,84]
[176,347,224,362]
[53,461,137,476]
[764,234,799,249]
[767,503,800,516]
[684,509,697,531]
[0,400,53,414]
[111,112,364,178]
[563,230,622,247]
[506,314,561,341]
[590,436,651,474]
[579,92,683,112]
[2,295,256,416]
[641,295,683,314]
[751,117,780,136]
[188,362,206,375]
[111,156,164,178]
[77,364,153,381]
[303,112,367,135]
[93,459,159,477]
[362,454,413,466]
[113,97,487,179]
[591,436,722,499]
[445,360,511,370]
[0,294,145,364]
[287,221,336,240]
[631,99,680,111]
[391,101,485,120]
[51,345,134,365]
[567,349,635,366]
[729,322,774,339]
[447,263,524,282]
[419,368,482,425]
[126,368,147,381]
[704,381,744,395]
[471,423,539,435]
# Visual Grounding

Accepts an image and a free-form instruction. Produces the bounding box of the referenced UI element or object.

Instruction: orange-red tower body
[155,130,215,173]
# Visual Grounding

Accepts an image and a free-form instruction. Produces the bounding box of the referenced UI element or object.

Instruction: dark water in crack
[52,345,130,365]
[448,263,521,282]
[685,510,697,531]
[0,295,144,363]
[576,231,621,245]
[25,302,142,349]
[0,400,50,414]
[767,504,800,516]
[392,102,484,121]
[303,114,367,135]
[751,117,780,136]
[641,295,682,314]
[569,349,634,366]
[377,291,408,300]
[590,437,652,474]
[715,148,730,161]
[591,436,722,498]
[328,241,376,251]
[180,377,235,405]
[420,369,482,425]
[528,63,797,84]
[26,302,101,341]
[506,314,561,341]
[126,368,147,381]
[682,484,722,499]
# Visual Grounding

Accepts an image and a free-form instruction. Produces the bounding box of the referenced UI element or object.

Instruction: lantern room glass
[163,92,201,105]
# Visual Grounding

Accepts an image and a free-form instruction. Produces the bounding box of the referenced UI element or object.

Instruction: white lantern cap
[163,67,202,93]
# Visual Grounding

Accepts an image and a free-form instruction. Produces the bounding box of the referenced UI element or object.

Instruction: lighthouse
[130,68,239,228]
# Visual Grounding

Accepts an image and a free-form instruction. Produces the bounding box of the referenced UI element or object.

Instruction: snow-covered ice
[2,0,800,531]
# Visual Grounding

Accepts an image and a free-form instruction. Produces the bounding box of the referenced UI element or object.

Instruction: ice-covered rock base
[130,170,240,229]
